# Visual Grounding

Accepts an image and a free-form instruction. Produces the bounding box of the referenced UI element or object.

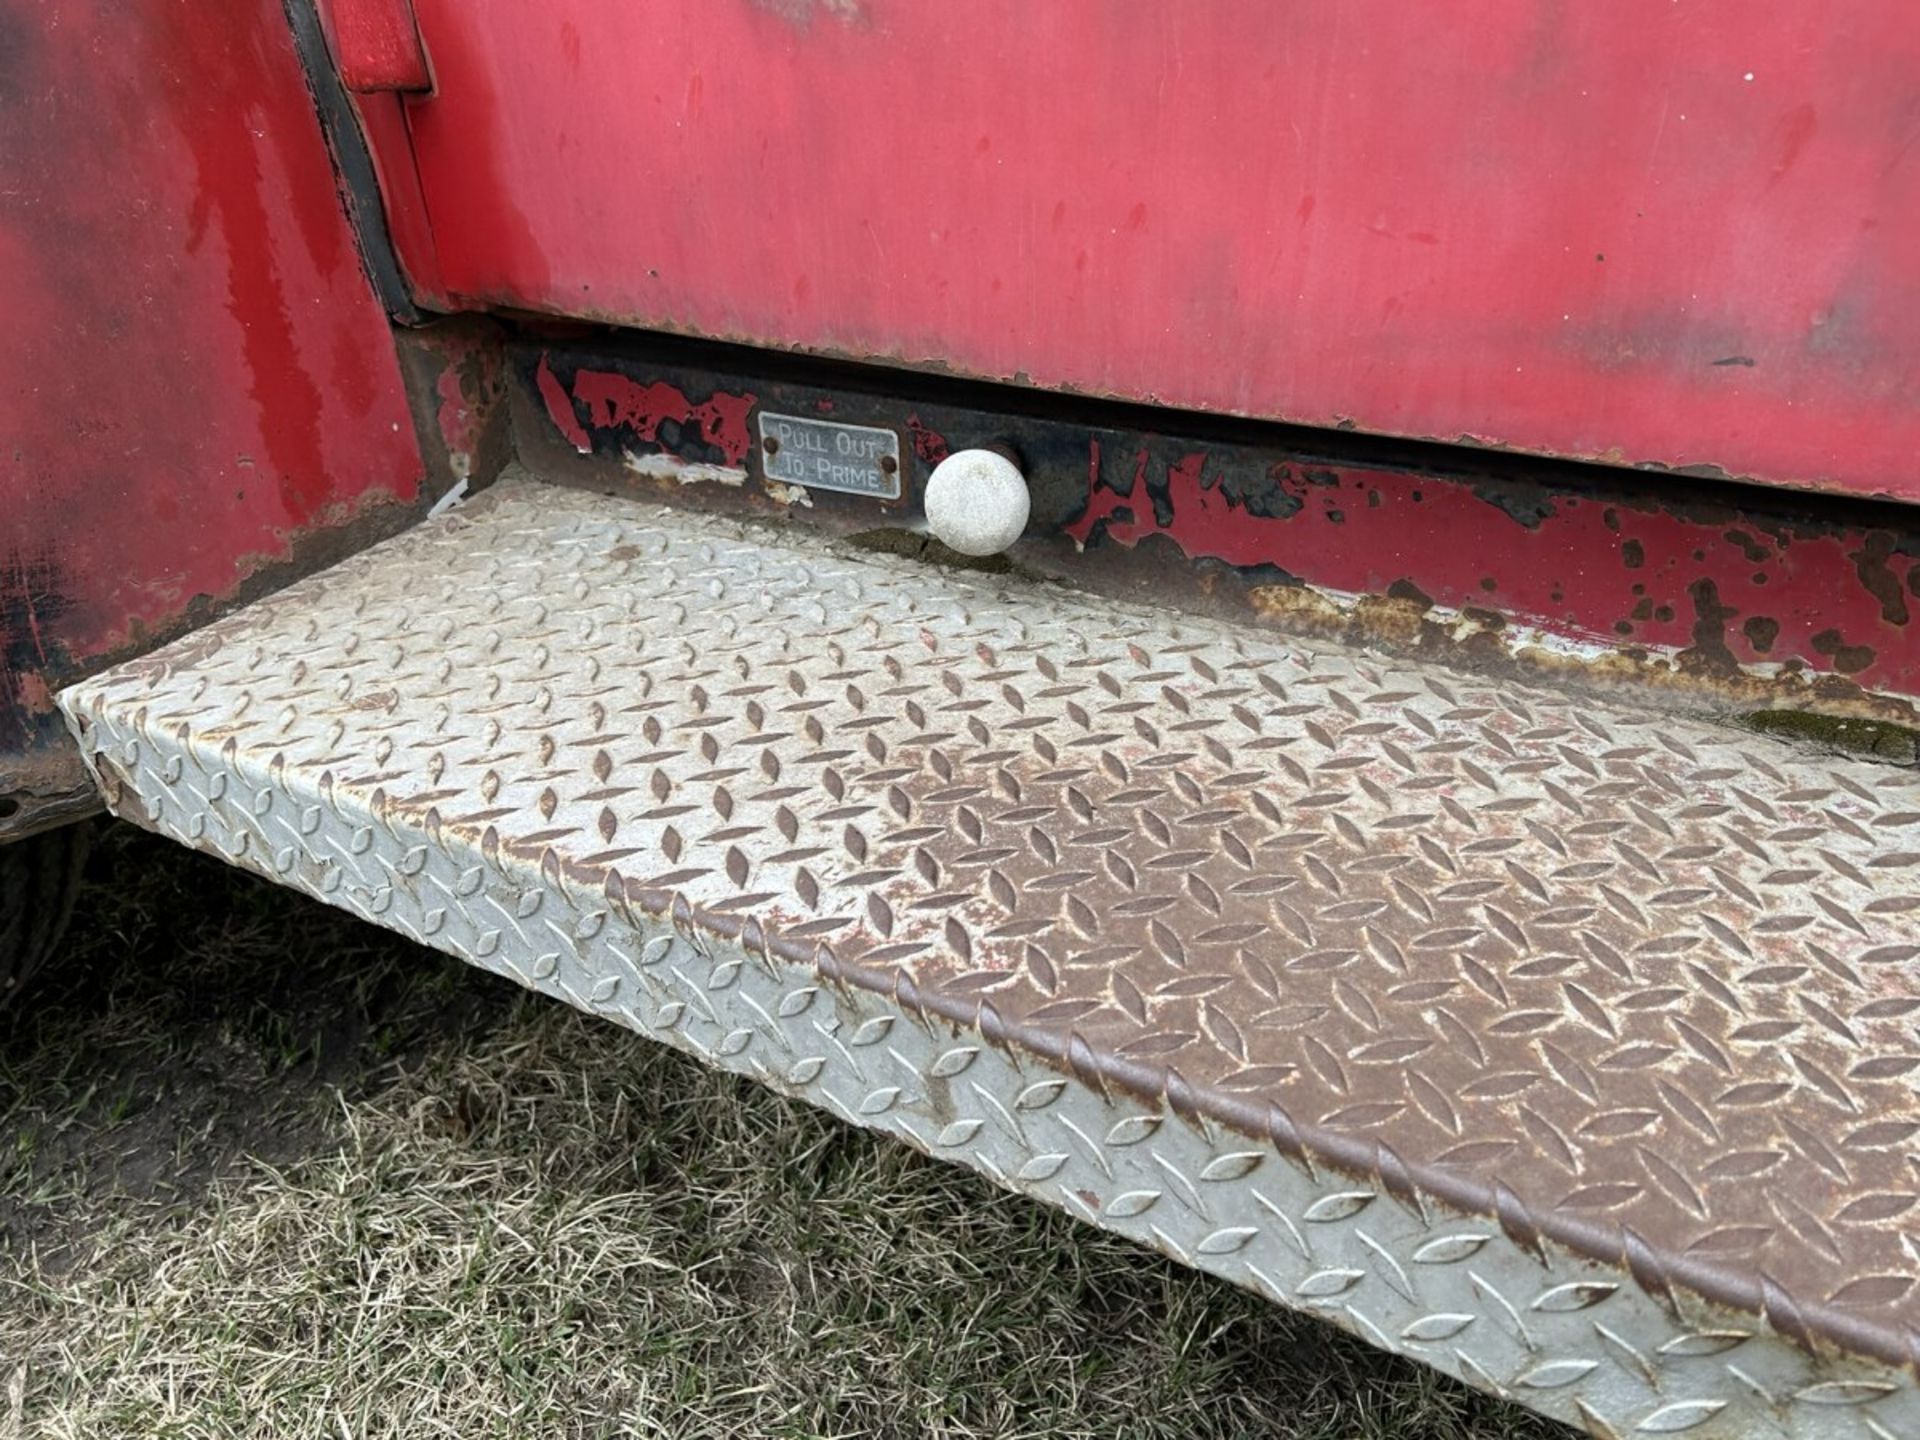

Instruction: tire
[0,821,90,1009]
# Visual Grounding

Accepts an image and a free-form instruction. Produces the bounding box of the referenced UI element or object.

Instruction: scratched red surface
[388,0,1920,502]
[0,0,422,751]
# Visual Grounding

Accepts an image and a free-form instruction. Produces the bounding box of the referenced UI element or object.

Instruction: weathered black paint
[280,0,423,323]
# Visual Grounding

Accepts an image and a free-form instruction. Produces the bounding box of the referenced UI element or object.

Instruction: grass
[0,823,1566,1439]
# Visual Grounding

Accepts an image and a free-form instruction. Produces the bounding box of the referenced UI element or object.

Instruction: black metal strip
[279,0,426,325]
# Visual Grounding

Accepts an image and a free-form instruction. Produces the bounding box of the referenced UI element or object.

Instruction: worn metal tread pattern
[61,480,1920,1437]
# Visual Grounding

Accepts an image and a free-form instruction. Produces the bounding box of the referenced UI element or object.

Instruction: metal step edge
[57,478,1920,1437]
[61,724,1870,1440]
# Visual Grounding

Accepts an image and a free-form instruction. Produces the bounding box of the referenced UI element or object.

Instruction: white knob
[924,448,1030,557]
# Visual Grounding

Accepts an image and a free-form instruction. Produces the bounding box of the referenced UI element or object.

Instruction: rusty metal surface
[0,747,98,844]
[516,342,1920,726]
[61,478,1920,1434]
[393,317,513,501]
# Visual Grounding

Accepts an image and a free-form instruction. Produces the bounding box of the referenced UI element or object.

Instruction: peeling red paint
[405,322,508,485]
[1166,453,1207,506]
[507,347,1920,721]
[537,354,591,453]
[1069,453,1920,693]
[566,368,756,466]
[906,415,949,466]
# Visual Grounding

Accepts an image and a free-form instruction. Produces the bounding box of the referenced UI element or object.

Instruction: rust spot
[1679,578,1738,676]
[91,753,127,809]
[1214,462,1303,520]
[1472,478,1558,529]
[393,318,511,499]
[1812,629,1877,676]
[2,547,74,738]
[1621,539,1645,569]
[1743,616,1781,654]
[1386,578,1434,610]
[0,741,97,842]
[13,671,52,713]
[1723,529,1770,564]
[1849,533,1910,627]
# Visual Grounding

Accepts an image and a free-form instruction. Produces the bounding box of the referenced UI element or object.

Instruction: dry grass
[0,825,1565,1439]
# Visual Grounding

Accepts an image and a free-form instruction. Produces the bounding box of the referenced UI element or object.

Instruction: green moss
[1742,709,1919,763]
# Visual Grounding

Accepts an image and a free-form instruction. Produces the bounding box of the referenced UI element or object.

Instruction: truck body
[8,4,1920,1431]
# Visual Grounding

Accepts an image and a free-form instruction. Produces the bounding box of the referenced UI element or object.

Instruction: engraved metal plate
[758,412,901,499]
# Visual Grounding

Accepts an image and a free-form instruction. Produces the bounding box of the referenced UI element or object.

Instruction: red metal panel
[318,0,432,93]
[350,93,450,304]
[1,0,424,824]
[394,0,1920,501]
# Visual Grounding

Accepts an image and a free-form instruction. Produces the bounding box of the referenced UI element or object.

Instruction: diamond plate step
[59,478,1920,1437]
